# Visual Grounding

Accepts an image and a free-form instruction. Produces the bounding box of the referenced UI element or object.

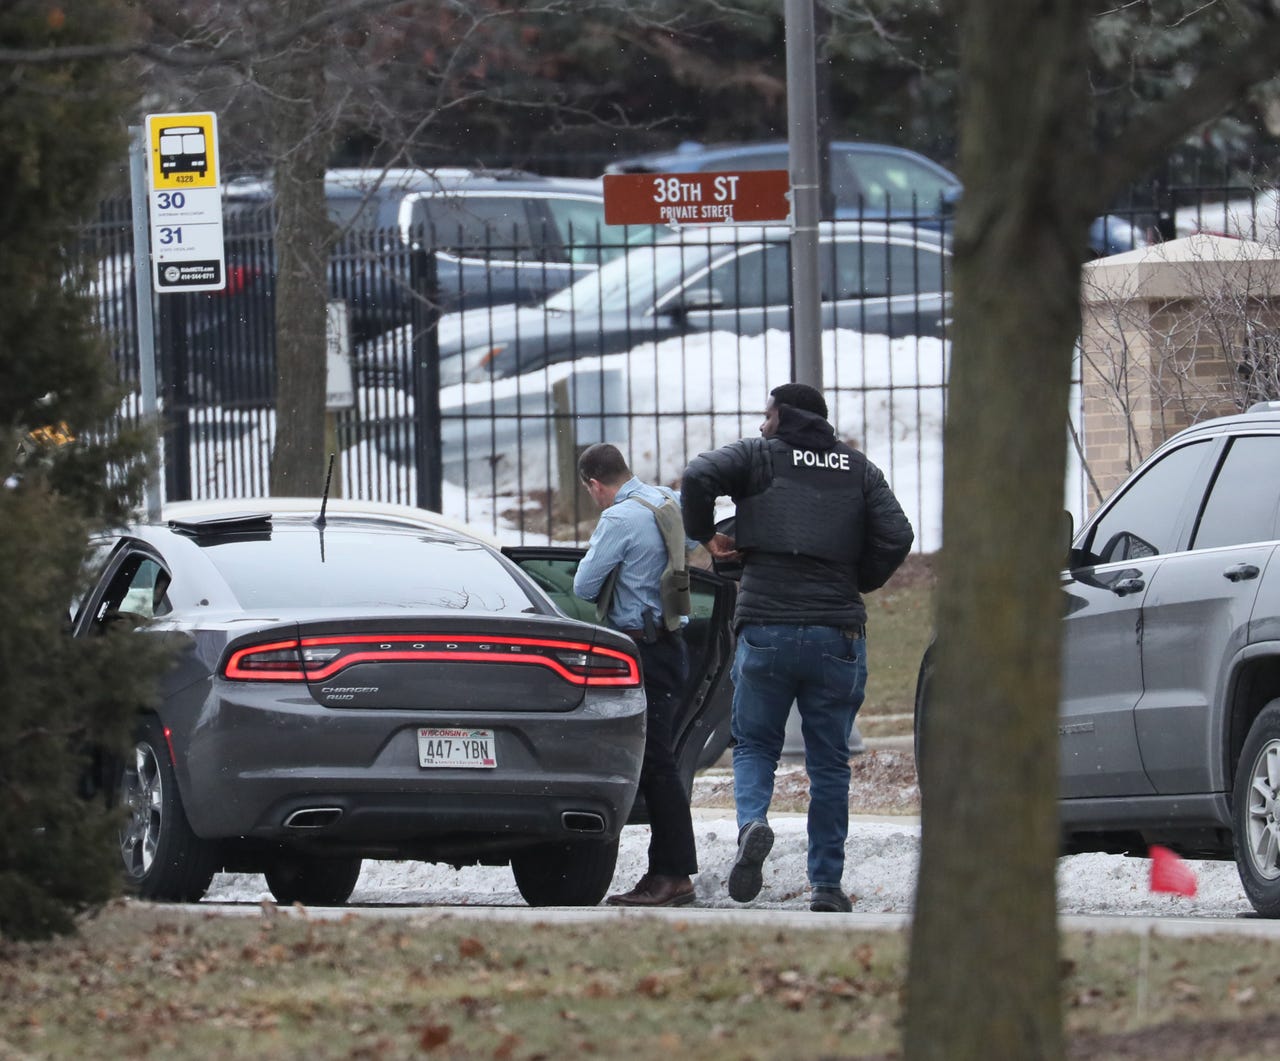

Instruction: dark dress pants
[636,632,697,877]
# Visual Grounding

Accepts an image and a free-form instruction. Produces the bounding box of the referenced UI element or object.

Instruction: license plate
[417,728,497,769]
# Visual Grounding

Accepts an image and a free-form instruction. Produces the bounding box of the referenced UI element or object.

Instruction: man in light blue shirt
[574,443,697,907]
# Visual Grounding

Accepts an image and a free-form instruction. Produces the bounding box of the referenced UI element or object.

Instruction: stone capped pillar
[1079,234,1280,508]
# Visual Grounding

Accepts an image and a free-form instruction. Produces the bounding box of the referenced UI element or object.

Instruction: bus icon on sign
[158,125,207,178]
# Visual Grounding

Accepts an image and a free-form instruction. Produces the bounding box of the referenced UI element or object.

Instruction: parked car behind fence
[423,219,950,386]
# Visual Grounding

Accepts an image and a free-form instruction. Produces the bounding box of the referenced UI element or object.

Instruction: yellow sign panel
[146,112,219,190]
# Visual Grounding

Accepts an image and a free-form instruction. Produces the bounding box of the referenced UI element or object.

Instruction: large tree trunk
[904,4,1092,1058]
[266,3,336,497]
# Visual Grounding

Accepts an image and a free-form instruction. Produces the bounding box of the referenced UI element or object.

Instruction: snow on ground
[203,811,1254,918]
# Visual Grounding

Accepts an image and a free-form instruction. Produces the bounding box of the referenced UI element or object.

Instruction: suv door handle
[1112,577,1145,596]
[1224,563,1261,582]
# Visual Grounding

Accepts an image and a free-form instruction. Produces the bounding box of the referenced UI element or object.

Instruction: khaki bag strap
[629,495,691,631]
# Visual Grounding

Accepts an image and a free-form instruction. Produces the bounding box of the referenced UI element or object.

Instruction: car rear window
[199,528,540,613]
[410,195,543,258]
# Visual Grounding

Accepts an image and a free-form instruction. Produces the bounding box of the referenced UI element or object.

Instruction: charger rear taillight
[222,634,640,687]
[223,638,308,680]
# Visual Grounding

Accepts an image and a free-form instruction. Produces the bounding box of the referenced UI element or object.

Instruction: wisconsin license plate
[417,728,497,769]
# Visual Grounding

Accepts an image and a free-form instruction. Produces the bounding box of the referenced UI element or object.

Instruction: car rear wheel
[119,716,221,902]
[263,855,363,906]
[511,837,620,906]
[1233,701,1280,916]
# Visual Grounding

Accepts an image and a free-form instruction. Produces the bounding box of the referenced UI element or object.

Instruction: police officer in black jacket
[681,382,914,912]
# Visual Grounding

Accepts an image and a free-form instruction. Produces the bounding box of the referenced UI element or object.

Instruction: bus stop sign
[144,111,226,292]
[603,170,790,226]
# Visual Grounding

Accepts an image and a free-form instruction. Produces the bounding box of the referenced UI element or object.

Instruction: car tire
[263,855,363,907]
[118,716,221,902]
[1233,701,1280,917]
[510,837,620,907]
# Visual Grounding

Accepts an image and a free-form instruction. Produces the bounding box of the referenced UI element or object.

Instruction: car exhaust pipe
[283,807,343,829]
[561,811,606,834]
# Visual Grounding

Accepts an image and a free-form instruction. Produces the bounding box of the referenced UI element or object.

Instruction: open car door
[503,547,737,820]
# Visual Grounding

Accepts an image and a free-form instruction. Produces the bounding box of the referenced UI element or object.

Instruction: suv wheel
[1233,701,1280,916]
[511,838,619,906]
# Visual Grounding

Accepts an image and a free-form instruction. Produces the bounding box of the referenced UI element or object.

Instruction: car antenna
[315,453,336,528]
[315,454,336,563]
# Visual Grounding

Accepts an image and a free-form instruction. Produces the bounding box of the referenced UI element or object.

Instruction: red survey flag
[1148,845,1198,897]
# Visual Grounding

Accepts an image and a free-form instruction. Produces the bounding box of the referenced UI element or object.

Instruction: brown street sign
[603,170,790,226]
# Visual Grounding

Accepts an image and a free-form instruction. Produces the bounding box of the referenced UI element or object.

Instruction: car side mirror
[671,287,726,315]
[1099,530,1158,564]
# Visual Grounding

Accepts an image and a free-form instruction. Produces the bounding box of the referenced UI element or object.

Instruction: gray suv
[916,401,1280,915]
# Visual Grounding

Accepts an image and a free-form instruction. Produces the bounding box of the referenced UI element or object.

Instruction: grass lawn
[4,903,1280,1060]
[859,552,935,737]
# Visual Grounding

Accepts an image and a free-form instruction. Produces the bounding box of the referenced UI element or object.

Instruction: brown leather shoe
[606,873,695,907]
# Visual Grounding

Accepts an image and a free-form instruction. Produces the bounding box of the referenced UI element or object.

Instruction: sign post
[144,111,226,293]
[128,126,162,522]
[784,0,823,389]
[603,170,790,226]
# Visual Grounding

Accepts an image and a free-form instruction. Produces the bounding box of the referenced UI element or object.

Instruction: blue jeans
[731,624,868,889]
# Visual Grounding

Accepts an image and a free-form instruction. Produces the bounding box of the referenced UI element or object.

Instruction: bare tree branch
[0,0,409,68]
[1088,3,1280,210]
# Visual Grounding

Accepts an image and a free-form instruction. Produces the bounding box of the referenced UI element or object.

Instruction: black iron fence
[85,176,1278,552]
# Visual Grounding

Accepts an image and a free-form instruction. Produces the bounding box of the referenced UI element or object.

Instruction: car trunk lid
[222,614,639,712]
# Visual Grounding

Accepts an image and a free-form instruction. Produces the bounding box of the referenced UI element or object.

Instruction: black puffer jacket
[682,405,914,629]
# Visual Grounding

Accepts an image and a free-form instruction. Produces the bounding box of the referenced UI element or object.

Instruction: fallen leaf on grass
[493,1034,521,1060]
[458,937,486,959]
[417,1021,452,1050]
[636,973,667,998]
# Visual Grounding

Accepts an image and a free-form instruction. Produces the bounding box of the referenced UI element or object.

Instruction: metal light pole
[785,0,823,390]
[128,126,162,522]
